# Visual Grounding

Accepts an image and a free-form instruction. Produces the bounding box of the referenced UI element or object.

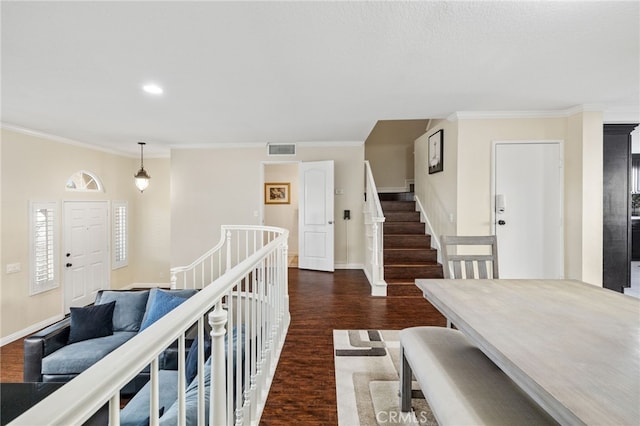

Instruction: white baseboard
[0,314,65,346]
[334,263,364,270]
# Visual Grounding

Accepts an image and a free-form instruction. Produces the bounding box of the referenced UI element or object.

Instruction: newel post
[209,301,228,426]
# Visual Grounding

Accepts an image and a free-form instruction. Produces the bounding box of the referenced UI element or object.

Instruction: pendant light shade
[134,142,151,192]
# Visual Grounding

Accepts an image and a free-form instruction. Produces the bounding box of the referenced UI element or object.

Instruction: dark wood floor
[0,268,445,424]
[260,269,444,425]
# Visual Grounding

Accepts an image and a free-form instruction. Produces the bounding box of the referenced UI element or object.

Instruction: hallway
[260,268,444,425]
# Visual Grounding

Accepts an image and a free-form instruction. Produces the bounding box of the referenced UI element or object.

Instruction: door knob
[498,220,506,226]
[66,263,73,267]
[328,221,334,224]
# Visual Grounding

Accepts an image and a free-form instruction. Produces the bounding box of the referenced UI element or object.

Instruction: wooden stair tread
[379,192,443,297]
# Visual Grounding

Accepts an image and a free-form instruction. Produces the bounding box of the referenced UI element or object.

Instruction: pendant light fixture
[134,142,151,192]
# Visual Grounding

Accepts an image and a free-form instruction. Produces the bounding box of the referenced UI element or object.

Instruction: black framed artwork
[428,129,443,174]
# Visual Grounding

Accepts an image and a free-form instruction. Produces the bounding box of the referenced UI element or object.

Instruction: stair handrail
[363,161,386,296]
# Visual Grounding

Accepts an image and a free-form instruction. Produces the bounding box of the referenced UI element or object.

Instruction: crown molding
[0,122,138,157]
[446,104,640,123]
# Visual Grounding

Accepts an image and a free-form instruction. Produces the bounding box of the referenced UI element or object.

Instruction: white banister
[363,161,387,296]
[12,225,289,426]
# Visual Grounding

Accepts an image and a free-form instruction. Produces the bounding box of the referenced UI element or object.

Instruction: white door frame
[490,140,565,277]
[62,200,111,311]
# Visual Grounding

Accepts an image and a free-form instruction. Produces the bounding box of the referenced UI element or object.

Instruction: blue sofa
[24,288,197,394]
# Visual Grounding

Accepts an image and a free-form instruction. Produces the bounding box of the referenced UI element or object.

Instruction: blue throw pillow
[96,290,150,332]
[140,288,197,327]
[139,290,187,332]
[68,301,116,344]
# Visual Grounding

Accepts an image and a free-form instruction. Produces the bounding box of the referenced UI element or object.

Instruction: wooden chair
[440,235,499,279]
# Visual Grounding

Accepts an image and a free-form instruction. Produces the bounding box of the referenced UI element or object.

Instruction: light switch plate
[6,263,21,274]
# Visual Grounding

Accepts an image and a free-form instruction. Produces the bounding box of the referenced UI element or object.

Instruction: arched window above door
[65,171,104,192]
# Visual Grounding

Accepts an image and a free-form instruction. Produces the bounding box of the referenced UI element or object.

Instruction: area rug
[333,330,438,426]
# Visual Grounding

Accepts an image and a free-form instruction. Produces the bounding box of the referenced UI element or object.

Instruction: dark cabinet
[603,124,638,292]
[633,219,640,261]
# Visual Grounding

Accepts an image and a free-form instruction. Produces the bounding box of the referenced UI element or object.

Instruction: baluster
[226,229,232,272]
[170,271,177,290]
[150,358,160,426]
[109,393,120,426]
[209,301,228,426]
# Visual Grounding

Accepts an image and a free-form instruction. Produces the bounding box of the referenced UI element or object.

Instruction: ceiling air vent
[268,144,296,156]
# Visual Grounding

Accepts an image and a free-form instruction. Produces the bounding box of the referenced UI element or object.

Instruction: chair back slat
[441,235,499,279]
[464,260,475,278]
[452,262,463,279]
[477,261,488,279]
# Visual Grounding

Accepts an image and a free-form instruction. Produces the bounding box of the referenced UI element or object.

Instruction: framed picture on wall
[428,129,444,174]
[264,182,291,204]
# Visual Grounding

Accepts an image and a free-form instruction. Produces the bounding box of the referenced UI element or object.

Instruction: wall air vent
[268,144,296,156]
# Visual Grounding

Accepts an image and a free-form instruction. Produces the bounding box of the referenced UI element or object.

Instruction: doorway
[263,163,300,267]
[492,141,564,279]
[262,160,335,271]
[63,201,109,311]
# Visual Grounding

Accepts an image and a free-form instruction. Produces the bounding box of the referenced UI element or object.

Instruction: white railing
[12,225,290,426]
[415,180,455,264]
[363,161,386,296]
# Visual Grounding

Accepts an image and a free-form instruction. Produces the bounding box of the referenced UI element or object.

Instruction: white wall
[170,143,365,269]
[0,128,171,340]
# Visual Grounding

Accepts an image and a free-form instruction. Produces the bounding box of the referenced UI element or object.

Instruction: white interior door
[64,201,109,311]
[298,161,334,271]
[493,142,563,279]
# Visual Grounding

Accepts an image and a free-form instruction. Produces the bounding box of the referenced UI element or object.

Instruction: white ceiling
[2,1,639,157]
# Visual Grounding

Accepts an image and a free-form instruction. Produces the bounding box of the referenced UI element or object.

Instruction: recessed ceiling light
[142,83,163,95]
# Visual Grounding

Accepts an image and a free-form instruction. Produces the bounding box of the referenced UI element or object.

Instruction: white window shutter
[29,201,59,294]
[112,201,128,269]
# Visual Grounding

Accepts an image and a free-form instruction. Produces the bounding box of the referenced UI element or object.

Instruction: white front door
[298,161,334,271]
[63,201,109,311]
[493,141,563,279]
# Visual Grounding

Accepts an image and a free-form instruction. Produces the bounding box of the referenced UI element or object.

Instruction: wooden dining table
[416,278,640,426]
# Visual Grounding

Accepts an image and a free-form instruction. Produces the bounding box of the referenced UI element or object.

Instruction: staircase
[380,193,443,297]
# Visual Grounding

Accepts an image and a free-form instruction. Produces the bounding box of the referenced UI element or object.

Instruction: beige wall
[456,117,568,235]
[564,112,604,285]
[264,163,299,255]
[414,119,459,242]
[170,144,365,268]
[365,143,414,191]
[0,128,171,341]
[414,113,603,286]
[132,157,172,284]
